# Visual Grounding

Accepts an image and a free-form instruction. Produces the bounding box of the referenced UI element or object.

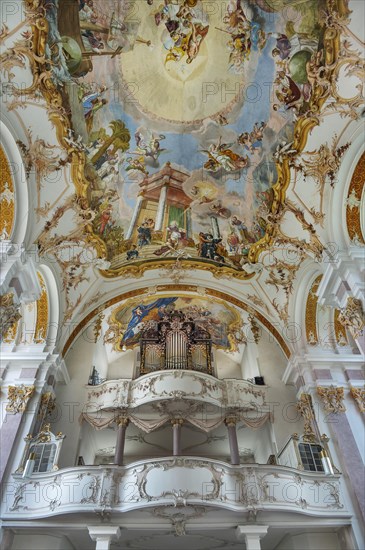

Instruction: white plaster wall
[253,422,274,463]
[275,531,341,550]
[107,349,135,380]
[12,534,74,550]
[215,350,241,379]
[51,333,94,469]
[257,332,304,452]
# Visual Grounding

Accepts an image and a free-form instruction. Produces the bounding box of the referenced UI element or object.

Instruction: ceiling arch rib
[62,285,291,360]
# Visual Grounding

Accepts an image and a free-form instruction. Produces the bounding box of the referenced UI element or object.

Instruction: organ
[139,309,213,376]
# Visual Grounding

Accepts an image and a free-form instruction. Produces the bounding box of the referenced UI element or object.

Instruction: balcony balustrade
[3,458,346,520]
[85,370,267,413]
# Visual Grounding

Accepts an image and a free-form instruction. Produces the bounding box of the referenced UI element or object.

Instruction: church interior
[0,0,364,548]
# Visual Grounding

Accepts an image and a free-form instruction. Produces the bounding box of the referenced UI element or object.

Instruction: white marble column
[126,195,144,239]
[225,417,240,465]
[155,185,168,231]
[114,417,129,466]
[172,419,183,456]
[88,526,121,550]
[236,526,268,550]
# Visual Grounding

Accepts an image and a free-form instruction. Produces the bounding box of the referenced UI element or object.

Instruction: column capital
[317,385,346,413]
[116,416,129,428]
[6,384,35,414]
[236,525,268,538]
[224,415,238,427]
[171,418,184,426]
[88,526,121,543]
[236,525,268,549]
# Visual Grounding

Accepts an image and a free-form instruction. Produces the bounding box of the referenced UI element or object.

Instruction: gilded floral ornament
[34,272,49,344]
[93,313,105,343]
[6,385,35,414]
[338,297,365,340]
[334,308,348,346]
[346,152,365,245]
[0,145,15,239]
[350,387,365,413]
[305,275,323,346]
[2,318,19,344]
[248,314,260,345]
[296,393,318,443]
[317,386,346,414]
[0,293,21,341]
[38,392,56,420]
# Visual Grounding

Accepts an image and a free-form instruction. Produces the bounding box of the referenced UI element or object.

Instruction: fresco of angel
[125,156,148,175]
[134,131,166,163]
[202,139,248,172]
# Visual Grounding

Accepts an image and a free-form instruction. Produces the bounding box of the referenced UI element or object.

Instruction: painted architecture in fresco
[105,295,245,351]
[45,0,330,274]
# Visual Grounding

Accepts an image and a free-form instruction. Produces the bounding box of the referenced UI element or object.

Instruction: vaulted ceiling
[0,0,364,358]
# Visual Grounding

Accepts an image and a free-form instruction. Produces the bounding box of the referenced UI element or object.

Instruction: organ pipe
[139,310,212,376]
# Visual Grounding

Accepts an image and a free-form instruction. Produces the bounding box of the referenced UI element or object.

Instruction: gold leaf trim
[34,272,49,343]
[346,152,365,244]
[0,145,15,239]
[334,308,348,346]
[305,275,323,345]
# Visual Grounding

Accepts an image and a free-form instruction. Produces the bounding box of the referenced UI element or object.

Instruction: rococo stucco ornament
[338,297,365,341]
[350,386,365,413]
[0,292,21,341]
[317,386,346,414]
[6,385,35,414]
[296,393,318,443]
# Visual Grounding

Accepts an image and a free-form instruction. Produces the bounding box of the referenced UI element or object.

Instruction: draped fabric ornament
[80,409,271,433]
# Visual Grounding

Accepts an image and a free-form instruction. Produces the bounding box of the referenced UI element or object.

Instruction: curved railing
[3,458,346,520]
[86,371,267,411]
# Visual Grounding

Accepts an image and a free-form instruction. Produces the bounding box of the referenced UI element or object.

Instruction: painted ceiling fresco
[104,295,245,351]
[1,0,363,343]
[42,0,337,276]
